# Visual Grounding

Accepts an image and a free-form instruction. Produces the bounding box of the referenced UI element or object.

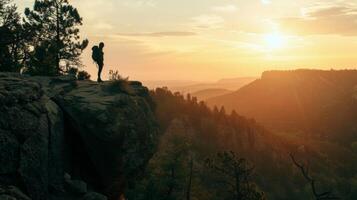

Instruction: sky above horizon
[15,0,357,81]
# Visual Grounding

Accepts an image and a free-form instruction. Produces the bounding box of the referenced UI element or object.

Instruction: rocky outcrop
[0,185,31,200]
[0,73,159,200]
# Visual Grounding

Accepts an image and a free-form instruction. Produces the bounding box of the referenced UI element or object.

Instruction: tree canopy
[0,0,88,75]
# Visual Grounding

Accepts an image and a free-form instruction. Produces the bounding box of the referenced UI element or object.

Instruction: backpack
[92,46,100,63]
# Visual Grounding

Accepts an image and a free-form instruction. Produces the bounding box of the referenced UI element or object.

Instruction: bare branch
[289,153,340,200]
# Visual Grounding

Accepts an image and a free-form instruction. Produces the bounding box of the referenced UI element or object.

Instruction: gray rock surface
[0,74,52,200]
[0,186,31,200]
[0,130,19,174]
[65,179,87,195]
[0,195,16,200]
[0,73,159,200]
[55,80,158,199]
[81,192,108,200]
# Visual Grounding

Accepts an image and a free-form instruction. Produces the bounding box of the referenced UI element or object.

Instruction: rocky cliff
[0,73,159,200]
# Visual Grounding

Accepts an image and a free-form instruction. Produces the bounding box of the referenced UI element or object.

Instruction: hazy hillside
[142,80,200,90]
[173,77,257,94]
[191,88,233,100]
[144,77,256,94]
[207,70,357,143]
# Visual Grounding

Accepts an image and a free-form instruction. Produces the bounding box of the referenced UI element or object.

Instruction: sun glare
[261,0,271,5]
[264,32,286,50]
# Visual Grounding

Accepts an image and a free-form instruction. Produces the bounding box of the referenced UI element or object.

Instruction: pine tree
[206,151,266,200]
[219,106,226,116]
[0,0,30,72]
[25,0,88,75]
[213,106,219,115]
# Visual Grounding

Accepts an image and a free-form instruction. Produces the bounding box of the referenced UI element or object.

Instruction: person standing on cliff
[92,42,105,82]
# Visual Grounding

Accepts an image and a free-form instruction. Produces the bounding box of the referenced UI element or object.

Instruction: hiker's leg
[97,68,100,82]
[97,63,103,82]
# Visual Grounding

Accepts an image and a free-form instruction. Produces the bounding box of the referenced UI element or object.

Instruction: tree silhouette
[25,0,88,75]
[0,0,31,72]
[185,156,194,200]
[290,153,340,200]
[220,106,226,116]
[206,151,266,200]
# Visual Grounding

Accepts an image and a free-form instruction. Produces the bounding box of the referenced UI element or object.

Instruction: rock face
[0,73,159,200]
[0,185,31,200]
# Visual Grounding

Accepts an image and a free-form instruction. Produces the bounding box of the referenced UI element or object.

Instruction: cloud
[211,5,238,13]
[191,15,225,29]
[92,23,114,31]
[280,4,357,36]
[88,34,174,59]
[122,0,156,7]
[116,31,197,37]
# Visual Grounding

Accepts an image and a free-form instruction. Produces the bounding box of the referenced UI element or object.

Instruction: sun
[264,32,286,50]
[261,0,271,5]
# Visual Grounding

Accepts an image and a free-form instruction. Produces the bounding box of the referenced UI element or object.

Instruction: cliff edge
[0,73,159,200]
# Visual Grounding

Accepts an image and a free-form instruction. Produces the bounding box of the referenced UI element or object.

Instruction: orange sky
[17,0,357,81]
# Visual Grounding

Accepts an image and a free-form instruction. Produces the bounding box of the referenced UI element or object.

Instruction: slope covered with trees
[127,88,268,200]
[127,87,357,200]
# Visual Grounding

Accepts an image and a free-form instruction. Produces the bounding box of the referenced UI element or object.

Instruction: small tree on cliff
[25,0,88,75]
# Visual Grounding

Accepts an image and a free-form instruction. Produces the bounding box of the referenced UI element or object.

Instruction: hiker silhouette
[92,42,105,82]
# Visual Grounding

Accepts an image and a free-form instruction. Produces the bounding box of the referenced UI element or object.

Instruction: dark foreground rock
[0,73,159,200]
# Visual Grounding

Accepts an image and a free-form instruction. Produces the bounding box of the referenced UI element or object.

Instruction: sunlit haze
[16,0,357,81]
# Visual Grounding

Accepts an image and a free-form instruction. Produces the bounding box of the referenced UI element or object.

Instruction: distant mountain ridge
[172,77,257,94]
[142,80,200,90]
[192,88,233,100]
[207,69,357,143]
[143,77,257,94]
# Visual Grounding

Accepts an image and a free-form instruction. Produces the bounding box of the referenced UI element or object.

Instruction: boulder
[0,195,16,200]
[65,179,87,195]
[64,173,87,195]
[55,80,158,199]
[0,186,31,200]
